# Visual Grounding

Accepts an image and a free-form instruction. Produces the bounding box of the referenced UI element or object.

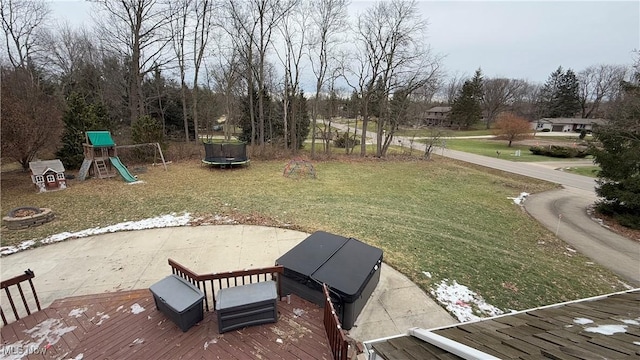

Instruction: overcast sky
[49,0,638,85]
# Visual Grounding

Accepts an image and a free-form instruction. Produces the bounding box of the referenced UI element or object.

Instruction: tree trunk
[181,80,189,142]
[360,101,369,157]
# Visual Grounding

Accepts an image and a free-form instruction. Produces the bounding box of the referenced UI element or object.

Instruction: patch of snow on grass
[422,271,432,278]
[618,280,634,290]
[0,213,192,256]
[430,279,504,322]
[130,303,145,314]
[573,317,593,325]
[507,192,529,205]
[584,324,627,335]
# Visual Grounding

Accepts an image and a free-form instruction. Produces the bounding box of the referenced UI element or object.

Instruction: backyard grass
[563,166,600,178]
[0,157,625,312]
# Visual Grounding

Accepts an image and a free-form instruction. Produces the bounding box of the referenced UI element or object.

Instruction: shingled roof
[366,289,640,359]
[29,159,65,175]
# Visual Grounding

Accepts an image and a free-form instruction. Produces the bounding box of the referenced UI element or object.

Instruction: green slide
[110,157,137,183]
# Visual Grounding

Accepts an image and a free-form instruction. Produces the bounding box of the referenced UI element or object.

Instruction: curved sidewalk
[0,225,456,341]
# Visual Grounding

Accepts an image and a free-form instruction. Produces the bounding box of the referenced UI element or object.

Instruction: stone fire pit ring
[3,207,55,230]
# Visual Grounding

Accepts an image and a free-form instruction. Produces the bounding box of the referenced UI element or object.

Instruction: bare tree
[225,0,297,150]
[275,0,310,151]
[170,0,192,142]
[511,80,542,121]
[210,44,243,140]
[423,126,447,160]
[353,0,441,157]
[1,67,63,170]
[443,72,466,105]
[40,24,99,94]
[482,78,525,129]
[578,64,627,118]
[307,0,349,157]
[1,0,49,68]
[93,0,175,125]
[492,112,532,147]
[191,0,216,141]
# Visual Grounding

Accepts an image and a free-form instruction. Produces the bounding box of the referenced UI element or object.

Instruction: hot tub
[276,231,382,330]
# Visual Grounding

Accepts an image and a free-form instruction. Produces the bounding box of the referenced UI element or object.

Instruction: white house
[531,118,607,133]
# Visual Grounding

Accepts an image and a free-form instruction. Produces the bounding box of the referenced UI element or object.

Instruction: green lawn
[564,166,600,178]
[0,157,624,312]
[437,139,590,162]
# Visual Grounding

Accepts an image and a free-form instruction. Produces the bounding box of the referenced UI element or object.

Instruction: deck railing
[168,258,283,311]
[1,269,42,325]
[323,284,349,360]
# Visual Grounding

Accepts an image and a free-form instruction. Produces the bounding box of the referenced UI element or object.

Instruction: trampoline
[202,141,250,168]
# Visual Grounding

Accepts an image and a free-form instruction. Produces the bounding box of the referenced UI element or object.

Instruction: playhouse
[29,159,67,193]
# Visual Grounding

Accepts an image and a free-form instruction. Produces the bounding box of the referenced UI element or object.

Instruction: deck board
[1,289,332,359]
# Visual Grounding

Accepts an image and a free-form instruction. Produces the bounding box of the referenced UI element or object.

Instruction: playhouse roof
[29,159,65,175]
[86,131,115,147]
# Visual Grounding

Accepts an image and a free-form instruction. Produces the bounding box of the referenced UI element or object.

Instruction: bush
[596,202,640,230]
[529,145,589,158]
[333,132,360,148]
[579,129,587,140]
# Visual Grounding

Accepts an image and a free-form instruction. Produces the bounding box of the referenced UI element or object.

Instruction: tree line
[0,0,635,166]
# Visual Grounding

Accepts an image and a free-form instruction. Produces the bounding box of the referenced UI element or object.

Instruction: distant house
[422,106,452,127]
[531,118,607,133]
[29,159,67,193]
[364,289,639,360]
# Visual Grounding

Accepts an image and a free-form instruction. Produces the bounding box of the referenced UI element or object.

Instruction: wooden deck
[1,289,332,359]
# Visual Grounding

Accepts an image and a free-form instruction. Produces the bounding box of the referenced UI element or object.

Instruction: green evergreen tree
[539,66,580,118]
[450,69,484,129]
[56,93,110,169]
[238,89,309,149]
[346,90,361,118]
[590,62,640,229]
[369,77,387,119]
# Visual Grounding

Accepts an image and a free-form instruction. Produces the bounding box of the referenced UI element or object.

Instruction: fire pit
[3,207,55,230]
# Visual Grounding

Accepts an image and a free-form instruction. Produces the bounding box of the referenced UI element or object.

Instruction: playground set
[78,131,166,182]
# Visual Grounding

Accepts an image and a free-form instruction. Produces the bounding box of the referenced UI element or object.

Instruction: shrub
[529,145,589,158]
[579,129,587,140]
[333,132,360,148]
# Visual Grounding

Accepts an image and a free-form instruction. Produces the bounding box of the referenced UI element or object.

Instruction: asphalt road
[331,123,640,285]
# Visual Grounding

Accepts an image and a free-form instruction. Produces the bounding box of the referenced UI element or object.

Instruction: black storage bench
[149,275,205,332]
[216,281,278,333]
